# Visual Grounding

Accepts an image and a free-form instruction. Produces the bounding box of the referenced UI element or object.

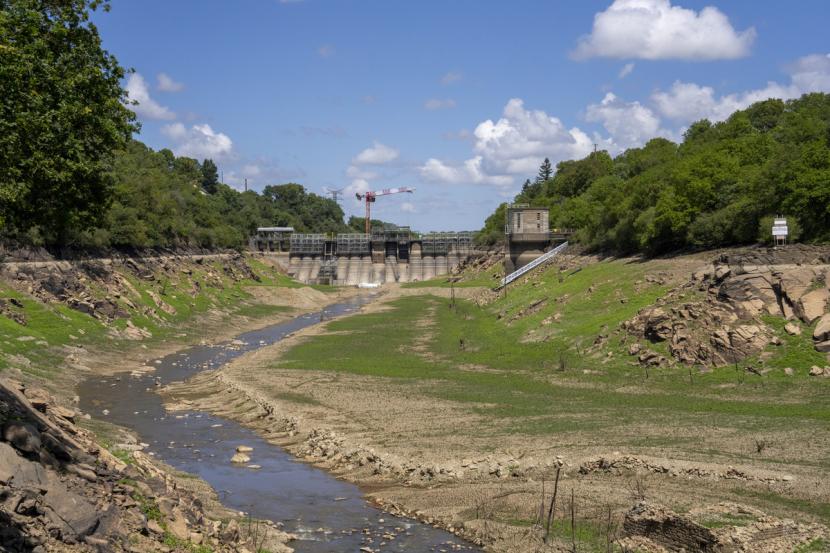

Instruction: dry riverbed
[163,267,830,552]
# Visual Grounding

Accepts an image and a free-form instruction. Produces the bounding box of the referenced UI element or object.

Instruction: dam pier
[251,225,477,285]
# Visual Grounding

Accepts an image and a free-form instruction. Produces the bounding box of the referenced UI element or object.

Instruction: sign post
[772,217,788,246]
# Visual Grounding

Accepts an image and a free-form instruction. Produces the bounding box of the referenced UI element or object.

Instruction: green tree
[201,159,219,194]
[537,157,553,183]
[0,0,137,242]
[479,93,830,255]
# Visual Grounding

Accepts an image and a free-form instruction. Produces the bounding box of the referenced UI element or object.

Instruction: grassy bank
[267,257,830,530]
[0,254,326,381]
[280,259,829,428]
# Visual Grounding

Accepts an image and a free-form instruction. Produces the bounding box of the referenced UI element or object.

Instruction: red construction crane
[355,187,415,234]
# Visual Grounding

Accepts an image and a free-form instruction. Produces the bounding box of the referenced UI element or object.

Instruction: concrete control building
[504,205,566,272]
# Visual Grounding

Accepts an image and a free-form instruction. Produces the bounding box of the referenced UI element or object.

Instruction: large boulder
[642,308,673,342]
[22,387,53,413]
[794,288,829,324]
[166,508,190,540]
[3,422,42,455]
[784,322,802,336]
[813,313,830,342]
[41,477,100,542]
[230,452,250,464]
[814,341,830,353]
[710,325,769,362]
[0,442,48,488]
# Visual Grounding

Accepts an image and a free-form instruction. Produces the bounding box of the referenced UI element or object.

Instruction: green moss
[133,493,163,522]
[795,538,829,553]
[109,447,135,466]
[163,532,214,552]
[698,511,757,529]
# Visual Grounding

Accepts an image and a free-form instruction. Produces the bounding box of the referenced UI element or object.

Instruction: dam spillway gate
[255,227,477,285]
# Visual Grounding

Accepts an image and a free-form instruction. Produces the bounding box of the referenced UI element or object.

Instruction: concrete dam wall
[252,230,477,286]
[286,253,460,285]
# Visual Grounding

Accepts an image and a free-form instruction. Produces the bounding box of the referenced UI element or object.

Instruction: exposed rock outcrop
[620,501,828,553]
[0,377,293,552]
[625,247,830,367]
[1,252,259,324]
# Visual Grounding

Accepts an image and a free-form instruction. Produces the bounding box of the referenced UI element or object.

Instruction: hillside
[480,93,830,255]
[4,140,349,251]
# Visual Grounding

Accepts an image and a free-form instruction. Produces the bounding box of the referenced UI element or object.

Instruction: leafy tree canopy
[16,140,351,249]
[0,0,137,242]
[478,94,830,254]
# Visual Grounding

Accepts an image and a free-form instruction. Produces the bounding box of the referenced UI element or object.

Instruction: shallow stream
[78,296,478,552]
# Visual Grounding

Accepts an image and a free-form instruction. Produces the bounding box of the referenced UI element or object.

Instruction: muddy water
[78,296,478,552]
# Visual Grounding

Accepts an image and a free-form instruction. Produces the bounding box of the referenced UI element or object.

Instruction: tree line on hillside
[0,0,350,250]
[479,93,830,255]
[98,141,348,249]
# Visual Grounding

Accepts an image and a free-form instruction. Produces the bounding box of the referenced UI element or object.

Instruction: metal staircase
[496,241,569,290]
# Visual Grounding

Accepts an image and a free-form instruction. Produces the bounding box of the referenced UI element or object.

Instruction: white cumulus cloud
[400,202,417,214]
[352,141,399,165]
[421,98,594,187]
[586,92,670,150]
[473,98,594,176]
[652,52,830,123]
[424,98,457,110]
[344,142,401,207]
[125,73,175,120]
[573,0,755,60]
[161,123,233,160]
[788,53,830,92]
[420,157,513,187]
[156,72,184,92]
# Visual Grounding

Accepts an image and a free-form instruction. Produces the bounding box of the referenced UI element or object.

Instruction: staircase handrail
[496,241,568,289]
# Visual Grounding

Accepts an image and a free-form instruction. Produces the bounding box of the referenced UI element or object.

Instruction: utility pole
[244,178,248,192]
[325,187,344,202]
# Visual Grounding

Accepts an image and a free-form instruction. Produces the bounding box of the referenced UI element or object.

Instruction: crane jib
[357,187,416,234]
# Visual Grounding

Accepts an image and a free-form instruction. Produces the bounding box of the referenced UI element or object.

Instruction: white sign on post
[772,217,788,243]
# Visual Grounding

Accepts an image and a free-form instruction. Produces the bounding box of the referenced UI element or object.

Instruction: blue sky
[94,0,830,231]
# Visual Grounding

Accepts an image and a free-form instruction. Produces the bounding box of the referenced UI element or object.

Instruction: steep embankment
[0,250,343,553]
[166,246,830,553]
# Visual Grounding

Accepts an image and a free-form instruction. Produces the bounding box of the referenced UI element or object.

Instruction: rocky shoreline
[0,377,295,553]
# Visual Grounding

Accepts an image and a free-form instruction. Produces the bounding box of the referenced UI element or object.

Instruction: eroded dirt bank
[163,250,830,553]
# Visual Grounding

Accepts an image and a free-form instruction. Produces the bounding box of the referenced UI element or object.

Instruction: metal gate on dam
[250,225,477,285]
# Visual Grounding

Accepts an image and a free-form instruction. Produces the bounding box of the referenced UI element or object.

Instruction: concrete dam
[251,227,476,285]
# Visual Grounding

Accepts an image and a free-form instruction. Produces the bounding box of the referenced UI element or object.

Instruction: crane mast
[354,187,415,234]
